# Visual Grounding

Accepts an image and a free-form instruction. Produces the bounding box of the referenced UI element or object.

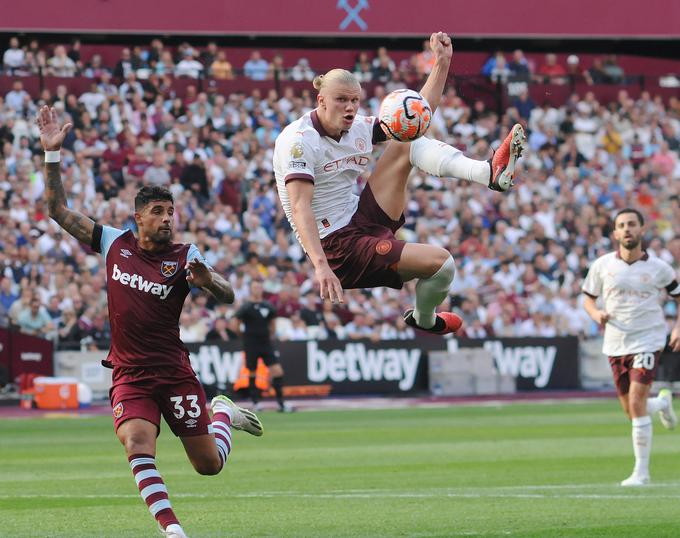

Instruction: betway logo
[111,264,173,300]
[307,341,420,391]
[189,345,242,385]
[484,341,556,388]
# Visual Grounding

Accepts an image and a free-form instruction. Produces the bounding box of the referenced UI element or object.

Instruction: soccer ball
[378,89,432,142]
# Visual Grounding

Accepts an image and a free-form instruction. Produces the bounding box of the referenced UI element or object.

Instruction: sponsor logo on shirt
[323,155,370,172]
[288,160,307,169]
[120,249,132,258]
[185,418,198,428]
[111,263,174,300]
[161,261,179,277]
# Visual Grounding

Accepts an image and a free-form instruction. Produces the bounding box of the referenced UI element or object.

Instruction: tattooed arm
[38,106,95,246]
[186,259,235,304]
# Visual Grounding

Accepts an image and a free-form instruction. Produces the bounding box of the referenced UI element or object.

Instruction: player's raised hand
[186,259,213,288]
[429,32,453,63]
[36,105,72,151]
[670,325,680,352]
[316,265,344,304]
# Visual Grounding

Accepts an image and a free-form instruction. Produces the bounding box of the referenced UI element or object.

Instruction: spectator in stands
[585,57,608,85]
[113,48,137,79]
[200,41,219,70]
[602,54,625,84]
[118,72,144,101]
[490,53,512,84]
[372,46,396,73]
[3,36,24,75]
[175,50,204,79]
[47,45,77,77]
[372,54,393,84]
[16,296,54,338]
[243,51,269,81]
[83,54,109,79]
[206,316,238,341]
[512,88,536,121]
[535,53,567,84]
[508,49,531,81]
[143,147,171,186]
[0,277,18,313]
[353,51,372,83]
[267,54,288,81]
[68,39,83,74]
[481,51,502,78]
[290,58,315,82]
[412,38,435,77]
[5,81,30,114]
[210,51,234,80]
[565,54,583,83]
[57,308,82,348]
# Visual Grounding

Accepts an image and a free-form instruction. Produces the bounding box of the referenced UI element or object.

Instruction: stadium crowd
[0,37,679,349]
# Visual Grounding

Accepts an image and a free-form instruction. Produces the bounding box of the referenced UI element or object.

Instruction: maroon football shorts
[110,366,211,437]
[608,351,661,396]
[320,183,406,289]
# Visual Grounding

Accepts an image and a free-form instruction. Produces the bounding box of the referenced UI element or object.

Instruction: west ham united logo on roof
[161,261,179,278]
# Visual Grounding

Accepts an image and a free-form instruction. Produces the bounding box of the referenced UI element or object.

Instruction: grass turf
[1,400,679,537]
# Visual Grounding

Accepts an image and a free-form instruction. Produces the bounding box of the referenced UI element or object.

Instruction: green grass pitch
[1,400,680,537]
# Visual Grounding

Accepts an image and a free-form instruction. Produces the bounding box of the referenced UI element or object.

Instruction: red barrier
[0,328,54,382]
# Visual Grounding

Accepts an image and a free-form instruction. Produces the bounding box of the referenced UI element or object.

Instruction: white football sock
[410,137,490,186]
[631,415,652,476]
[647,396,668,415]
[414,255,456,329]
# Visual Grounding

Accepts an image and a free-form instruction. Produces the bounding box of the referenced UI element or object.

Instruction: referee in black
[235,279,293,412]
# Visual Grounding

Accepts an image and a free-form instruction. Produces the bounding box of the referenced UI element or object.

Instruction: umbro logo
[120,249,132,258]
[185,418,198,428]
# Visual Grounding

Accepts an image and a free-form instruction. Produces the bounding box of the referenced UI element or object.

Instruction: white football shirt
[273,109,375,245]
[582,251,680,355]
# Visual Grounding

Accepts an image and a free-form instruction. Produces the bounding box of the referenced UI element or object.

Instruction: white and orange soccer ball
[378,89,432,142]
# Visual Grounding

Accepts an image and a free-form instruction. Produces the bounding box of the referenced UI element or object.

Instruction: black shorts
[244,344,279,371]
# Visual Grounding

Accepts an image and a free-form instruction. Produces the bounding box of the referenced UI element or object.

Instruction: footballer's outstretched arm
[38,106,96,246]
[186,259,235,304]
[418,32,453,114]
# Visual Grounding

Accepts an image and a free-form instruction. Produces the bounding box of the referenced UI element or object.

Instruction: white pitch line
[2,489,680,501]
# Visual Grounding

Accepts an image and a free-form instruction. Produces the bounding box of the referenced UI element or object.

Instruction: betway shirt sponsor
[582,251,680,356]
[96,225,208,368]
[273,109,374,243]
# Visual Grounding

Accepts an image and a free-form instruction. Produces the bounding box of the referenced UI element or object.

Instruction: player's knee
[428,251,455,282]
[123,434,154,455]
[193,457,223,476]
[118,431,155,455]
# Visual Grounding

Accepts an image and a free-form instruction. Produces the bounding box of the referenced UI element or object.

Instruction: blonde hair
[312,69,360,92]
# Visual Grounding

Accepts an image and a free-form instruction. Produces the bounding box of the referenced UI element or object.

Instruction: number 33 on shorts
[170,395,202,419]
[632,353,655,370]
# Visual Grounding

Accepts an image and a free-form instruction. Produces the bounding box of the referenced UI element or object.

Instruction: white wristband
[44,150,61,163]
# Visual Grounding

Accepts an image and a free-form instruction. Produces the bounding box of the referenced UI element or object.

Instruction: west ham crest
[161,261,179,277]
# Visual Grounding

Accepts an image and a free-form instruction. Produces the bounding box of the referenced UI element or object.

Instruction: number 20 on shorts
[632,353,655,370]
